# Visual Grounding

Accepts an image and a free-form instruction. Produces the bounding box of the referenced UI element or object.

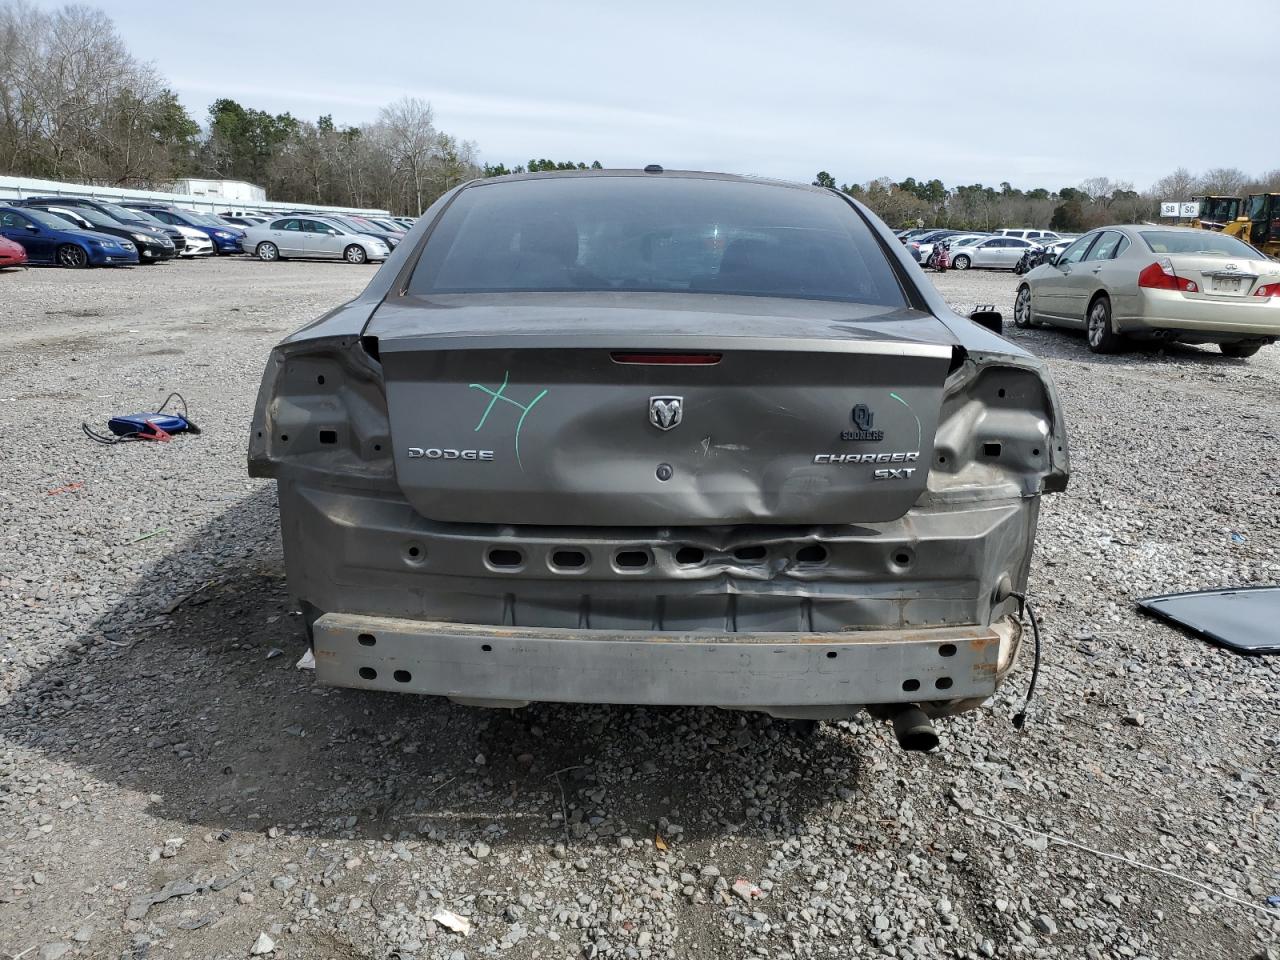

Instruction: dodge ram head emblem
[649,396,683,431]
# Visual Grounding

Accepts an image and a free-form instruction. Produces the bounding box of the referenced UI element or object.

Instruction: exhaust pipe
[891,706,939,752]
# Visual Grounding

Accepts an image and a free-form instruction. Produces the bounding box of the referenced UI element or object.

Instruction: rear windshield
[408,176,906,306]
[60,207,117,228]
[1139,230,1263,259]
[124,208,166,226]
[21,208,76,229]
[95,202,143,222]
[37,209,83,227]
[341,218,382,234]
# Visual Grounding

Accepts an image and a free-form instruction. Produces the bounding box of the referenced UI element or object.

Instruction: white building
[0,174,388,217]
[166,178,267,202]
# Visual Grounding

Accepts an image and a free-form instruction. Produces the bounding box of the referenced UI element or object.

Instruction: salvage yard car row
[896,222,1280,357]
[896,227,1075,271]
[0,196,416,269]
[0,197,214,266]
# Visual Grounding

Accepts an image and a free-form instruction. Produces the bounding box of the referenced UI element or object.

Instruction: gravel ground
[1,257,1278,960]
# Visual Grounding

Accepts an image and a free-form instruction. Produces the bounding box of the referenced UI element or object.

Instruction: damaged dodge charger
[249,169,1070,749]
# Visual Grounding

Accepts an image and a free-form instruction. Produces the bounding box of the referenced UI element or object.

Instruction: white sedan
[949,236,1037,270]
[173,224,214,257]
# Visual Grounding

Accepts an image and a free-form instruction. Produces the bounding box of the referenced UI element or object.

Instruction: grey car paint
[248,170,1070,726]
[1136,587,1280,655]
[374,296,952,527]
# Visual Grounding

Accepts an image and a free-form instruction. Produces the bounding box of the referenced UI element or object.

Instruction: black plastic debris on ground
[1137,587,1280,655]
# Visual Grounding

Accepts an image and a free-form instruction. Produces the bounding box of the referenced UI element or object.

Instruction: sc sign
[1161,201,1200,218]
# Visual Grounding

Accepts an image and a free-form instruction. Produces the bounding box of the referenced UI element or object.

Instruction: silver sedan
[919,233,987,264]
[948,235,1037,271]
[242,216,390,264]
[1014,225,1280,357]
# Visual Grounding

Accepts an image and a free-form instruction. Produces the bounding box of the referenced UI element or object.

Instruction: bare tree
[1150,167,1197,202]
[426,133,478,203]
[1077,177,1135,206]
[377,97,438,215]
[1248,169,1280,193]
[1078,176,1113,203]
[1110,189,1152,224]
[0,1,196,184]
[1196,167,1249,197]
[854,177,931,229]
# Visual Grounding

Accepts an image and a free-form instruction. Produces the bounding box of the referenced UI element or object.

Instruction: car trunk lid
[368,293,957,527]
[1169,255,1277,299]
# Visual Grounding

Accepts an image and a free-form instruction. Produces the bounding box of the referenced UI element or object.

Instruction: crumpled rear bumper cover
[279,476,1035,714]
[312,613,1021,711]
[279,481,1038,634]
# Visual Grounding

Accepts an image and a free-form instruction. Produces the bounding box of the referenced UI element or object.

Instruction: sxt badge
[874,467,916,480]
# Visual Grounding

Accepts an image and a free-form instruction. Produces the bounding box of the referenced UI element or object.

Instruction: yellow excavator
[1239,193,1280,258]
[1192,195,1243,230]
[1190,194,1280,258]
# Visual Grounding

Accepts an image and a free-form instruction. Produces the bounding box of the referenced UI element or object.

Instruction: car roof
[1105,224,1201,232]
[24,196,113,207]
[473,168,829,195]
[1065,225,1205,240]
[2,205,79,226]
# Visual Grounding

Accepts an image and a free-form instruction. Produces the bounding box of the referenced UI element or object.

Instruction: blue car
[0,205,139,267]
[122,204,245,254]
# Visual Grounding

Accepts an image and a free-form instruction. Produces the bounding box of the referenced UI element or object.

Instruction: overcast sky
[60,0,1280,191]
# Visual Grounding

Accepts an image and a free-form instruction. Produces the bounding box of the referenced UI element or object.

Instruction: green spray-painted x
[469,371,548,471]
[889,391,922,449]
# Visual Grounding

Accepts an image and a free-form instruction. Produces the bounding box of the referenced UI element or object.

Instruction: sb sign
[1162,201,1201,218]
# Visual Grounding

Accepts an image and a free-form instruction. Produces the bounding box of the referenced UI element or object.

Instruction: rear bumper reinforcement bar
[312,613,1020,709]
